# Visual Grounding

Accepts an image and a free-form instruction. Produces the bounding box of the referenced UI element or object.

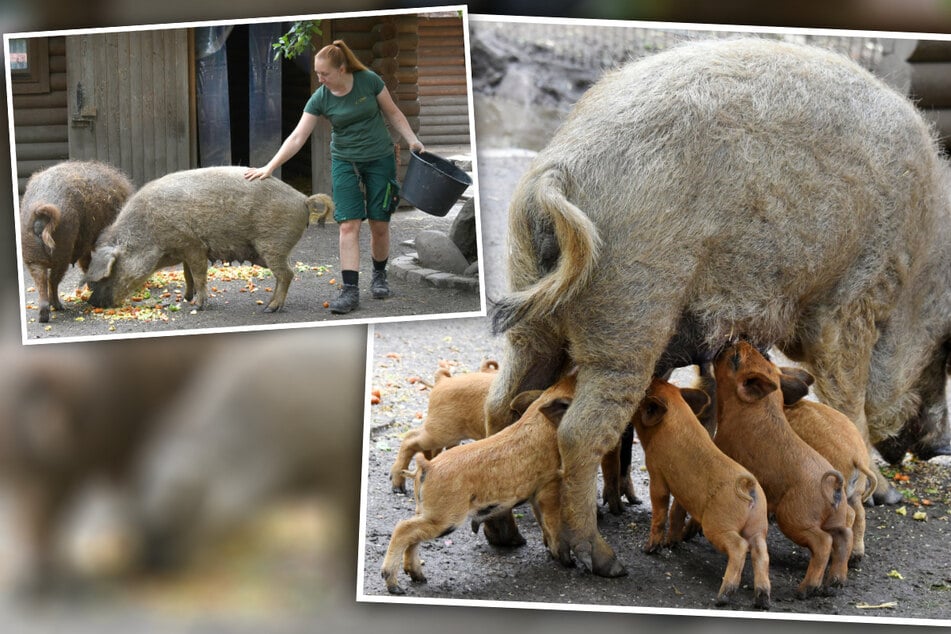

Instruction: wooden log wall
[416,14,470,151]
[11,36,68,195]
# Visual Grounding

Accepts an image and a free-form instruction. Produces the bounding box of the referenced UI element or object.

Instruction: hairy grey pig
[85,166,332,312]
[486,38,951,577]
[18,161,134,322]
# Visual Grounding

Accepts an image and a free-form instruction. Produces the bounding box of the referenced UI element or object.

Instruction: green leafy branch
[272,20,323,60]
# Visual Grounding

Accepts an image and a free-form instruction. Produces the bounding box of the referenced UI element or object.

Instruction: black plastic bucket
[401,150,472,217]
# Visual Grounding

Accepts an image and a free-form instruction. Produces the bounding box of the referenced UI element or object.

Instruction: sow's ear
[639,395,668,428]
[85,246,117,282]
[679,388,710,418]
[539,397,572,426]
[737,371,778,403]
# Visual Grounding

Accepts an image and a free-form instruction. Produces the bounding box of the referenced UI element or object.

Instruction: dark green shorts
[331,154,398,223]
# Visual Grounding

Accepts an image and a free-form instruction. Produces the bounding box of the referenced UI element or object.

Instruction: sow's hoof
[573,541,628,578]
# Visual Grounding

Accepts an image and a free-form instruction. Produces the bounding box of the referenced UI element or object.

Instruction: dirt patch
[18,207,482,342]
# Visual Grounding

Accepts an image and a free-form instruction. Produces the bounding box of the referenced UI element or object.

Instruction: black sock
[342,270,359,286]
[372,258,387,271]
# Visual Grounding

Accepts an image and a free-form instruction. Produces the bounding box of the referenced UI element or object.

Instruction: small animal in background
[632,377,771,609]
[713,342,852,598]
[389,360,500,493]
[19,160,134,323]
[381,373,577,595]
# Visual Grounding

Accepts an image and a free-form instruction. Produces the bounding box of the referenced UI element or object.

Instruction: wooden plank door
[66,29,194,187]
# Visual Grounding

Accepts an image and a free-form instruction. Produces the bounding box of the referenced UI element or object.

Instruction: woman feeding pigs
[245,39,424,314]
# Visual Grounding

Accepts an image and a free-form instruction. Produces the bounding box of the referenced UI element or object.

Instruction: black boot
[371,269,391,299]
[329,284,360,314]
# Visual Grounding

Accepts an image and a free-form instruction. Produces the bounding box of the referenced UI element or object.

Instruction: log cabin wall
[10,36,68,196]
[417,14,470,153]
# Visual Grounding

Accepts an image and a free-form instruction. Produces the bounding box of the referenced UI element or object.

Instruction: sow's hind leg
[260,253,294,313]
[557,363,655,578]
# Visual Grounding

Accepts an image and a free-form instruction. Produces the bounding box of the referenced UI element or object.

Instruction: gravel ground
[18,204,483,343]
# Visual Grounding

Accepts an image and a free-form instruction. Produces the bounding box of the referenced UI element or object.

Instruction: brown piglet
[713,342,852,598]
[779,367,878,560]
[633,378,771,609]
[380,374,576,595]
[389,360,500,493]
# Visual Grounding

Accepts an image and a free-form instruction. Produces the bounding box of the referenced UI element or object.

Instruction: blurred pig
[0,335,212,595]
[132,326,366,575]
[85,166,332,312]
[18,160,134,323]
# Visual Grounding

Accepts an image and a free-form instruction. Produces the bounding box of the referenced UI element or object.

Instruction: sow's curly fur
[487,38,951,575]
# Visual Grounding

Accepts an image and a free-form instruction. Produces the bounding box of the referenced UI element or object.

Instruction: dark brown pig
[85,166,332,312]
[0,335,213,595]
[18,161,134,322]
[485,37,951,577]
[714,342,852,598]
[632,378,770,609]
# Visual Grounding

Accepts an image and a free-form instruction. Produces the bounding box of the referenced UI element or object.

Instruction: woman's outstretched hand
[244,166,273,181]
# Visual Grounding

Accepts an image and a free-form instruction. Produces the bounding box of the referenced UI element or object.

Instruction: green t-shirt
[304,69,394,162]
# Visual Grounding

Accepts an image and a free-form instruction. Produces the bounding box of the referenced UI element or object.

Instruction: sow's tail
[29,203,61,255]
[491,165,601,334]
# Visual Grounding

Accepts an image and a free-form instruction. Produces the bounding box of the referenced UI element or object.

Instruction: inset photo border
[6,5,484,345]
[357,14,951,628]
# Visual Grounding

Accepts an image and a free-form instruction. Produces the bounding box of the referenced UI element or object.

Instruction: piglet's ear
[510,390,545,419]
[680,388,710,418]
[539,397,572,426]
[640,395,668,427]
[737,372,778,403]
[780,366,814,386]
[779,372,811,406]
